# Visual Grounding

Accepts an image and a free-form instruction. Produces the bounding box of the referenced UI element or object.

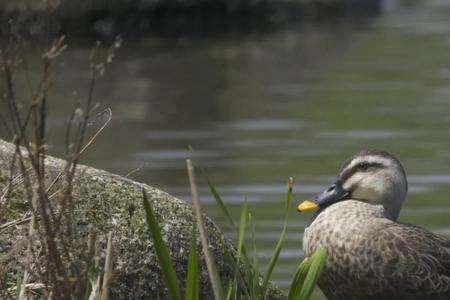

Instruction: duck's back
[303,200,450,300]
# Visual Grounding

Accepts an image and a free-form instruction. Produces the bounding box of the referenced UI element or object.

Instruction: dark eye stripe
[358,163,370,170]
[340,162,385,182]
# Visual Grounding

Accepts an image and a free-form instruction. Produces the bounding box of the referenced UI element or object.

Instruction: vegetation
[144,166,327,300]
[0,32,120,298]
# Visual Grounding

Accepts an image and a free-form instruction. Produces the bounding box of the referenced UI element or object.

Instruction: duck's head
[298,150,407,220]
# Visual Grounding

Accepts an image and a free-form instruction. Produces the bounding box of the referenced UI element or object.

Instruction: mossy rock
[0,139,285,299]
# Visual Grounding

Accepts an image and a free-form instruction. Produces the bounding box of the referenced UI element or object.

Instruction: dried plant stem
[101,231,114,300]
[1,33,119,298]
[0,150,19,221]
[8,283,46,292]
[19,199,37,300]
[186,159,222,300]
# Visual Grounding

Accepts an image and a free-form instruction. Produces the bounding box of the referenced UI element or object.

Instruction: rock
[0,139,285,299]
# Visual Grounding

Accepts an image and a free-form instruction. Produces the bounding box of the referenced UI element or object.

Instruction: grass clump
[143,163,327,300]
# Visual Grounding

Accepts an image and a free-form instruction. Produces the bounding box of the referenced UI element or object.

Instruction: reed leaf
[298,247,327,300]
[288,247,327,300]
[287,257,313,300]
[142,190,180,300]
[202,169,235,227]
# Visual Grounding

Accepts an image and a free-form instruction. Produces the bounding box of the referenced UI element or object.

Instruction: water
[5,0,450,298]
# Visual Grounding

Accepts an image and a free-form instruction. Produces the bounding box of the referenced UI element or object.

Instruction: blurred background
[2,0,450,298]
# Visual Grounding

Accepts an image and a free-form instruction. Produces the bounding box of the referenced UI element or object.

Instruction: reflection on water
[5,1,450,298]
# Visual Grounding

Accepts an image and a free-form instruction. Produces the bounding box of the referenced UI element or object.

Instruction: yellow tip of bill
[297,200,319,212]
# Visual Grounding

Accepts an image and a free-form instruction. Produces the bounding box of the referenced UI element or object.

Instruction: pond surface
[5,0,450,298]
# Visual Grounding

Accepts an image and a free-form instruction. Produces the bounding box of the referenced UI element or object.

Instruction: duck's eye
[358,163,370,171]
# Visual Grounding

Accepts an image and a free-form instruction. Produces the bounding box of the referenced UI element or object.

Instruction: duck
[298,150,450,300]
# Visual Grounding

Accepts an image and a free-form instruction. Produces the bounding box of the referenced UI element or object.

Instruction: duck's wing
[376,221,450,296]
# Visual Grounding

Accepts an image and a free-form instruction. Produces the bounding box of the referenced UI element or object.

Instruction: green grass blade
[203,169,257,297]
[202,169,235,227]
[262,178,294,295]
[240,246,254,298]
[249,213,261,299]
[185,224,199,300]
[262,226,287,294]
[298,247,327,300]
[227,200,248,300]
[142,190,180,300]
[236,199,247,266]
[223,240,253,298]
[225,282,234,300]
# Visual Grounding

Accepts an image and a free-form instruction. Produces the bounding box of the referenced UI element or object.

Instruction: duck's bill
[297,200,319,212]
[297,179,351,213]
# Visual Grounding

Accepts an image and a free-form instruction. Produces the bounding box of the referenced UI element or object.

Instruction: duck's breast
[302,201,388,298]
[303,200,385,259]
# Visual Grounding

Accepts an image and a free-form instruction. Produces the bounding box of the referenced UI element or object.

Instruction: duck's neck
[306,208,326,226]
[380,193,405,221]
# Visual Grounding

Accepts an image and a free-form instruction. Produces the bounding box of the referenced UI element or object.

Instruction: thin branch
[0,214,32,232]
[46,108,112,195]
